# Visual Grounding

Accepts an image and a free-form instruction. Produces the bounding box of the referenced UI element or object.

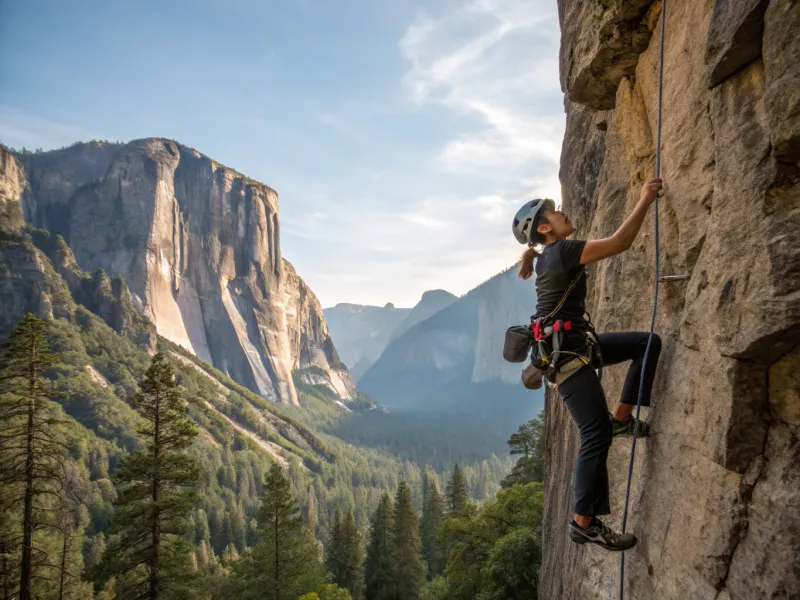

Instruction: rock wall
[4,140,355,404]
[541,1,799,599]
[0,146,26,234]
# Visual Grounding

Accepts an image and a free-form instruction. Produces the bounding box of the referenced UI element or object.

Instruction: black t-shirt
[534,239,587,327]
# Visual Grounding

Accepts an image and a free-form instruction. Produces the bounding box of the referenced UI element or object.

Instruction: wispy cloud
[399,0,563,185]
[285,0,565,307]
[0,0,565,309]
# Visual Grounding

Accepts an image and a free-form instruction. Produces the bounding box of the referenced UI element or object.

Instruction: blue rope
[619,2,666,599]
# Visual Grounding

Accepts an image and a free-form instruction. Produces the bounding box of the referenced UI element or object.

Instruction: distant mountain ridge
[389,289,458,342]
[324,289,459,382]
[323,302,411,381]
[358,265,541,422]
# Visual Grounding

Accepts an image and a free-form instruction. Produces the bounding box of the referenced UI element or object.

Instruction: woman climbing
[512,177,663,552]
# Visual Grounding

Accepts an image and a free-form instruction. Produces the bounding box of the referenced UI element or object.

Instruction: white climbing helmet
[512,198,555,245]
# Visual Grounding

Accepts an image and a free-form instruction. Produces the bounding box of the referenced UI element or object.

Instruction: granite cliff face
[0,146,25,234]
[541,2,799,599]
[5,140,354,405]
[0,146,156,349]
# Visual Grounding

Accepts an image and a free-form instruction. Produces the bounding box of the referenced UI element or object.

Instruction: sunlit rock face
[14,139,355,405]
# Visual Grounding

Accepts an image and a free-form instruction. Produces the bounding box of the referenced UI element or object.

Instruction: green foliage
[0,314,74,600]
[421,576,448,600]
[420,475,446,580]
[99,353,200,599]
[438,483,544,600]
[231,463,324,600]
[388,482,426,600]
[325,509,364,598]
[364,494,393,600]
[337,512,364,600]
[325,509,343,583]
[500,414,544,488]
[445,464,470,518]
[330,407,520,469]
[300,584,352,600]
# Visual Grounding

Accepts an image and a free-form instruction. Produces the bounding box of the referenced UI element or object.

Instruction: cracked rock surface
[541,1,799,599]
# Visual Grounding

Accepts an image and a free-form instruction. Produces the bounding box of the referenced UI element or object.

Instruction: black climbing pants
[557,331,662,516]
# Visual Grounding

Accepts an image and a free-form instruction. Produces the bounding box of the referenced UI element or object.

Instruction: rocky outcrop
[282,260,354,400]
[0,145,26,234]
[16,141,121,232]
[0,148,71,330]
[0,145,156,349]
[541,2,799,599]
[12,139,355,404]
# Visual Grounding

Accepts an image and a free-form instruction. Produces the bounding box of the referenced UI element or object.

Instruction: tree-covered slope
[0,225,513,564]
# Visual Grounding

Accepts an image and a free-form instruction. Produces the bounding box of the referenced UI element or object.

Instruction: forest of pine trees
[0,314,545,599]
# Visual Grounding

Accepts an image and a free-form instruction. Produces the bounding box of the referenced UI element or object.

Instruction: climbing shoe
[569,518,637,551]
[611,414,650,438]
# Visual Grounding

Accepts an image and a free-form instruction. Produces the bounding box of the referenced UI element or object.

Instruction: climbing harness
[618,2,667,599]
[527,269,602,386]
[503,267,603,387]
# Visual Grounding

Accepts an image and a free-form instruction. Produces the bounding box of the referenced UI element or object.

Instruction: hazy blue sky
[0,0,563,307]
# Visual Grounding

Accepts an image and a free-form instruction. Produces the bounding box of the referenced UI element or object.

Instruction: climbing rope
[619,1,666,599]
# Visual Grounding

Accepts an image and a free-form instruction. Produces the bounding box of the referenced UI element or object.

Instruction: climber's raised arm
[578,178,662,265]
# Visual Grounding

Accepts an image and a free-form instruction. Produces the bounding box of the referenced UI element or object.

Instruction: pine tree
[100,353,200,599]
[420,478,445,580]
[194,510,210,544]
[230,499,246,551]
[96,577,117,600]
[364,494,393,600]
[56,463,91,600]
[388,482,425,600]
[325,509,342,583]
[86,534,107,571]
[501,414,545,488]
[475,462,491,502]
[234,463,323,600]
[338,511,364,600]
[306,486,318,540]
[421,472,430,508]
[187,551,198,574]
[445,464,469,517]
[197,541,210,571]
[0,314,67,600]
[221,543,239,565]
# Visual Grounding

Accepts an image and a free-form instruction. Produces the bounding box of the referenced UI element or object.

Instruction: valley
[0,140,540,599]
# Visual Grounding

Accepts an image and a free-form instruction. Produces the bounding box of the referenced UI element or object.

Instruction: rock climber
[511,177,663,551]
